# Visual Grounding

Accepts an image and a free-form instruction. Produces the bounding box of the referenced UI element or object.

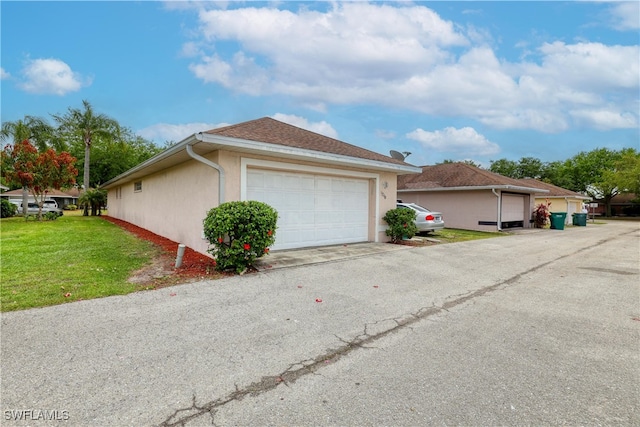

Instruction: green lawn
[423,228,505,243]
[1,214,160,312]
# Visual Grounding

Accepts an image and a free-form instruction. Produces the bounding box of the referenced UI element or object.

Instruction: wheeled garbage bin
[572,213,587,226]
[549,212,567,230]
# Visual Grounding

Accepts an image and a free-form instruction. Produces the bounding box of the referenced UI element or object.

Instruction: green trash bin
[549,212,567,230]
[572,213,587,226]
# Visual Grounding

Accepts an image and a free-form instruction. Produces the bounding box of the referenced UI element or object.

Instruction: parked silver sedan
[397,202,444,233]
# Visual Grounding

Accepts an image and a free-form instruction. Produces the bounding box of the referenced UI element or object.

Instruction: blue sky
[1,1,638,167]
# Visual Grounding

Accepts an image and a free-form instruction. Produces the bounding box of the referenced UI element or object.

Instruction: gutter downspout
[492,188,502,231]
[187,133,225,203]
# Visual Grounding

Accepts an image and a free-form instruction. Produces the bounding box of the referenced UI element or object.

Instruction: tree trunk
[21,186,28,220]
[83,141,91,193]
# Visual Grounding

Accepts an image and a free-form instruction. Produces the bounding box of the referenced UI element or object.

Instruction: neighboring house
[102,117,421,254]
[0,188,79,209]
[397,163,549,232]
[591,193,640,217]
[519,178,591,225]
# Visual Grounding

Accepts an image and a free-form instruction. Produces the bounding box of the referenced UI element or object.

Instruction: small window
[134,181,142,192]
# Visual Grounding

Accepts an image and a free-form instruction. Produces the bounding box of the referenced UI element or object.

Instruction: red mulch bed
[102,216,221,284]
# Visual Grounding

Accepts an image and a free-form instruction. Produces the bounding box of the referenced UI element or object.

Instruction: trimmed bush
[1,199,18,218]
[383,207,418,243]
[203,201,278,274]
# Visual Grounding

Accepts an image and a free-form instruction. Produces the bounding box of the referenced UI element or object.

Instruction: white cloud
[607,1,640,31]
[271,113,338,139]
[570,109,638,130]
[19,58,88,95]
[0,68,10,79]
[137,122,229,144]
[182,3,639,133]
[406,127,500,156]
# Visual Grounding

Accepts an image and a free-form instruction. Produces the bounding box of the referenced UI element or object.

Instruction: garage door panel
[502,194,524,222]
[246,169,369,250]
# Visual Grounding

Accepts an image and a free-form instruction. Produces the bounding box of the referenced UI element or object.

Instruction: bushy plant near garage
[383,207,418,243]
[203,201,278,274]
[1,198,18,218]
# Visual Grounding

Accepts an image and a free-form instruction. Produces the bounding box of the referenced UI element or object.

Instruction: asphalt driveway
[1,221,638,426]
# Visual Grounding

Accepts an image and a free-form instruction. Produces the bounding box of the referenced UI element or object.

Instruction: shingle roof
[0,188,78,197]
[204,117,409,166]
[518,178,589,198]
[398,162,543,190]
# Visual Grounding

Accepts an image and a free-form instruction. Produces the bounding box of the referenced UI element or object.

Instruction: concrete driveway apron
[1,221,638,426]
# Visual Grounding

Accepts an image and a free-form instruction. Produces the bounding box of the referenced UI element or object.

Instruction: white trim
[241,158,380,243]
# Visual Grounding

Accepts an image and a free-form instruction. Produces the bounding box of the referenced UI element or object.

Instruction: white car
[397,202,444,233]
[17,202,63,217]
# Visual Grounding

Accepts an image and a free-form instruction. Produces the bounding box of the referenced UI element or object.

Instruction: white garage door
[246,169,369,250]
[501,193,525,225]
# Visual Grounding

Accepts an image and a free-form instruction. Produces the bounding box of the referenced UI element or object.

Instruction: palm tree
[78,188,107,216]
[52,100,120,192]
[1,116,55,150]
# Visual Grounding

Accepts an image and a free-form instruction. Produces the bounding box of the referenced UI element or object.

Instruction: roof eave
[398,185,550,193]
[102,132,421,189]
[196,132,421,174]
[102,134,198,189]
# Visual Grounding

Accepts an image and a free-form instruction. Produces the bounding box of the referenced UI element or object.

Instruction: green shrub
[44,211,60,221]
[64,204,77,210]
[203,201,278,274]
[1,199,18,218]
[383,207,418,243]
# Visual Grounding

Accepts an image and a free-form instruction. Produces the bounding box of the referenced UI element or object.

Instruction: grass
[1,212,160,312]
[421,228,505,243]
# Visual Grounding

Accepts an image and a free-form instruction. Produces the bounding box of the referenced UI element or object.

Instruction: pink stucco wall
[399,189,534,231]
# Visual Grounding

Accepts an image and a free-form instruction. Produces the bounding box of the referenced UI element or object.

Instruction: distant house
[519,178,591,225]
[397,163,549,231]
[102,117,420,254]
[0,188,79,209]
[591,193,640,217]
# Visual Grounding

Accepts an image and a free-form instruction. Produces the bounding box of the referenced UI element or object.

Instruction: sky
[1,1,639,167]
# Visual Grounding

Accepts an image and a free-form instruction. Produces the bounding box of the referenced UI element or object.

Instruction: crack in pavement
[156,236,615,427]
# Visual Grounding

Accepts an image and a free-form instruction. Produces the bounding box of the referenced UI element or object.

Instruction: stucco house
[102,117,421,254]
[397,163,549,231]
[519,178,591,225]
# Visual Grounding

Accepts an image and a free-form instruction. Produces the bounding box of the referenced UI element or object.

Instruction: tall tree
[613,148,640,196]
[1,116,55,151]
[516,157,545,179]
[566,148,624,216]
[489,158,519,177]
[1,140,77,220]
[89,128,162,186]
[1,116,57,214]
[52,100,120,191]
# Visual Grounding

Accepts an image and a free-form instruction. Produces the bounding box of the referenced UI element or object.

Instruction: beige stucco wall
[534,196,585,224]
[399,189,535,231]
[107,155,220,255]
[107,150,397,256]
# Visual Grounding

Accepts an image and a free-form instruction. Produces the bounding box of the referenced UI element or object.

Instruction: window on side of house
[134,181,142,192]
